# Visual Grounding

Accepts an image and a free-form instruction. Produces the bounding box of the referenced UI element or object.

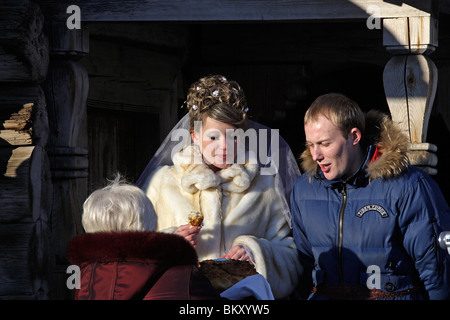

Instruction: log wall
[0,0,51,299]
[82,22,186,188]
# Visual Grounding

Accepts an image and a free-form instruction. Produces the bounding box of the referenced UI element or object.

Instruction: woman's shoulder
[142,165,176,187]
[152,165,176,178]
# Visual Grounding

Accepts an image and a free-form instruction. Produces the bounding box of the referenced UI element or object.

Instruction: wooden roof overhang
[35,0,441,173]
[36,0,436,22]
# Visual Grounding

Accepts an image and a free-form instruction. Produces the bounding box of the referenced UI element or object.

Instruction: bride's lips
[215,154,229,163]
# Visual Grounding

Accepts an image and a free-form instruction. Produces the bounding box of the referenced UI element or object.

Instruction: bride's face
[192,117,238,171]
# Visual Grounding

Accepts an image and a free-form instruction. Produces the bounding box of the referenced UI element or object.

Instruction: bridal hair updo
[186,75,248,132]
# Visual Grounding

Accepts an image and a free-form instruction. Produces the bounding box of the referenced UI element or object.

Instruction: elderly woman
[67,175,220,300]
[138,75,302,299]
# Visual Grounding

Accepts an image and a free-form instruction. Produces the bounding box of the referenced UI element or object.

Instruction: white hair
[82,174,157,233]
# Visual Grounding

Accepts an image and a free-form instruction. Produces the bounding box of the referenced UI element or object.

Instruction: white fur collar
[172,145,259,193]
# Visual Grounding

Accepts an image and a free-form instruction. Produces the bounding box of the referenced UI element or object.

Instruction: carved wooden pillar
[382,16,439,174]
[42,21,89,298]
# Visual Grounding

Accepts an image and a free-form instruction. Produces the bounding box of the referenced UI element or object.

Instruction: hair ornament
[212,90,219,97]
[244,107,249,113]
[192,104,198,111]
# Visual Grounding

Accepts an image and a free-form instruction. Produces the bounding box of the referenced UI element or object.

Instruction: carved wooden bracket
[382,16,438,175]
[383,55,437,144]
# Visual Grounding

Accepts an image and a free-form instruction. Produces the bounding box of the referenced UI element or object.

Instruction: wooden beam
[36,0,436,22]
[383,16,438,54]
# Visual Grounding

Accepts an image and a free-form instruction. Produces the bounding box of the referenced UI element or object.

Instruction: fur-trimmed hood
[300,110,410,181]
[67,231,198,266]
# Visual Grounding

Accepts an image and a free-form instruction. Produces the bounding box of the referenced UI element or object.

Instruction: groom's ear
[350,127,362,146]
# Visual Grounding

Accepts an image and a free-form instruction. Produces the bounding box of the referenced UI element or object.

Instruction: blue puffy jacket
[291,111,450,300]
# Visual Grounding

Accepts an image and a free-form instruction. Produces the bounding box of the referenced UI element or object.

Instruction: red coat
[67,231,221,300]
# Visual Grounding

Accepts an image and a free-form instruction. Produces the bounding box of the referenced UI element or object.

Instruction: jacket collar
[67,231,198,266]
[172,144,259,193]
[301,110,410,183]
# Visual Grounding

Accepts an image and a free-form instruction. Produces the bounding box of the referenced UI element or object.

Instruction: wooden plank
[87,22,188,49]
[0,84,41,107]
[0,86,47,147]
[198,22,387,66]
[0,146,33,223]
[383,55,410,138]
[383,53,438,174]
[50,178,87,263]
[384,55,438,143]
[87,99,160,114]
[43,59,89,147]
[45,21,89,56]
[408,16,438,53]
[46,146,88,178]
[404,54,437,143]
[36,0,435,22]
[0,222,34,298]
[28,150,53,299]
[0,146,34,178]
[2,106,32,131]
[0,49,31,82]
[82,37,181,114]
[383,16,438,54]
[0,130,32,146]
[383,17,410,53]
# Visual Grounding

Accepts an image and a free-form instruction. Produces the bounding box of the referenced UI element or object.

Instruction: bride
[137,74,302,299]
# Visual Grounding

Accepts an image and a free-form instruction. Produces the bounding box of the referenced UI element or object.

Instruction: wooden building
[0,0,449,299]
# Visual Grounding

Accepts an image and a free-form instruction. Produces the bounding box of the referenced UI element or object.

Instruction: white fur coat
[142,145,302,298]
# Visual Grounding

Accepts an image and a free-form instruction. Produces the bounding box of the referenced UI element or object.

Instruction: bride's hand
[221,245,254,265]
[174,224,201,247]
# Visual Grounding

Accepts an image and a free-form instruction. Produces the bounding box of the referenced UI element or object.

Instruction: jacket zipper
[338,183,347,284]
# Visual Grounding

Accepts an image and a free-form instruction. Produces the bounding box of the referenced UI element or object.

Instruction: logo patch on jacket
[356,204,388,218]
